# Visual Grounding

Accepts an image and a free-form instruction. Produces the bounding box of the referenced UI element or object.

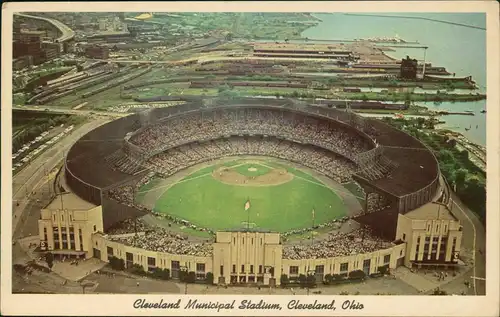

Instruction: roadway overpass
[14,13,75,42]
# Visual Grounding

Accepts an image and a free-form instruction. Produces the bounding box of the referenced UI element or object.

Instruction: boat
[480,110,486,113]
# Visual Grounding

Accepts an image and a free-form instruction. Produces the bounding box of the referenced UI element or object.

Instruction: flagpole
[246,197,250,232]
[311,207,315,245]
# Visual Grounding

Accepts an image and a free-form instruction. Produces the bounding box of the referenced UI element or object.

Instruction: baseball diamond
[136,158,350,232]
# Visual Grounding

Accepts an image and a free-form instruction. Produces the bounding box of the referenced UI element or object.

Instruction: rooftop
[43,193,96,211]
[253,43,351,53]
[404,202,457,221]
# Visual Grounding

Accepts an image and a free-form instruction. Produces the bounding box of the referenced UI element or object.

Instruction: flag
[244,199,251,211]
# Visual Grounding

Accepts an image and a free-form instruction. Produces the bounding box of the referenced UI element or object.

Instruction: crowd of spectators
[282,228,393,260]
[281,216,352,239]
[107,218,149,235]
[367,192,392,213]
[147,136,357,184]
[107,172,155,209]
[151,211,216,236]
[109,226,213,257]
[130,108,373,160]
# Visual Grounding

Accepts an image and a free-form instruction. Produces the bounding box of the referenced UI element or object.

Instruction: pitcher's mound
[248,167,258,172]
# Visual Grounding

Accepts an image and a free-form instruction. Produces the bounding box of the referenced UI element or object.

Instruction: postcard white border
[1,1,499,316]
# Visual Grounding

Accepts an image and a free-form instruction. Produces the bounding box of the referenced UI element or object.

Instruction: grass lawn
[264,161,320,183]
[231,163,272,177]
[145,159,347,232]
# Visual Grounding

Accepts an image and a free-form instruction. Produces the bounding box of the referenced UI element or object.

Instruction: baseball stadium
[40,97,463,286]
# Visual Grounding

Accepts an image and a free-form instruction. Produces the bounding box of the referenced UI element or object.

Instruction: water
[301,13,487,145]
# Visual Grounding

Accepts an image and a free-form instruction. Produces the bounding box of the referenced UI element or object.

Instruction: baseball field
[137,158,350,233]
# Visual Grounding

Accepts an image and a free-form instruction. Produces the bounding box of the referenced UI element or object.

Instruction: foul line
[258,161,365,201]
[137,161,252,196]
[137,160,366,211]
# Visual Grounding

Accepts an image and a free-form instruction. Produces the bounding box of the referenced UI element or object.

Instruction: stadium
[40,97,463,286]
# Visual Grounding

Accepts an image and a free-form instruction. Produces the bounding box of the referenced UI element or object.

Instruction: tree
[225,33,234,41]
[348,269,366,280]
[280,274,289,288]
[306,274,316,288]
[128,263,146,276]
[332,274,343,281]
[298,274,307,286]
[324,274,333,285]
[179,270,188,282]
[461,175,486,224]
[438,149,455,164]
[459,150,469,161]
[45,252,54,271]
[454,168,468,191]
[404,92,412,106]
[205,272,214,284]
[109,256,125,271]
[416,117,426,129]
[150,267,170,280]
[378,266,388,275]
[187,271,197,284]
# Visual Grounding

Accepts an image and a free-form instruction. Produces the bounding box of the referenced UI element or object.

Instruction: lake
[301,13,487,146]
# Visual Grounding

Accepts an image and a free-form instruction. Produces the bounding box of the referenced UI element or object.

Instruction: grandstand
[38,97,462,286]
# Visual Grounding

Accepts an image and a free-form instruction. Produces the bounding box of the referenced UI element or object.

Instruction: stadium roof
[404,202,457,221]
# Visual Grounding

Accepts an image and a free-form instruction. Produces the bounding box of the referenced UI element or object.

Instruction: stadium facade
[38,98,463,286]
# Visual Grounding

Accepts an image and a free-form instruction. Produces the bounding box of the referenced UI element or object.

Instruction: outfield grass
[264,161,320,183]
[147,159,347,232]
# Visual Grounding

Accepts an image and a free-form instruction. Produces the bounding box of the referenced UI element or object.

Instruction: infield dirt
[212,164,292,186]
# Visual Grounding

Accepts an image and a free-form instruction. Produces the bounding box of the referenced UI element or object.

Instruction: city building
[38,194,103,259]
[42,42,62,61]
[98,19,107,31]
[86,31,133,43]
[253,43,355,60]
[84,45,110,59]
[400,55,418,79]
[395,202,463,268]
[13,22,47,65]
[12,55,34,71]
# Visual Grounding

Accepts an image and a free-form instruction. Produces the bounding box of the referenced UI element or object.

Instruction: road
[449,193,486,295]
[13,105,129,118]
[14,13,75,42]
[12,118,110,236]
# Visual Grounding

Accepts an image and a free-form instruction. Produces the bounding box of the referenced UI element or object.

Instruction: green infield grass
[139,159,349,232]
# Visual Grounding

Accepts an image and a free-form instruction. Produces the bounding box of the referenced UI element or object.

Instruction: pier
[436,111,475,116]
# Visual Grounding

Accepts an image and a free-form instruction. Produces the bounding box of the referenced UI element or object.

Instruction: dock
[436,111,475,116]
